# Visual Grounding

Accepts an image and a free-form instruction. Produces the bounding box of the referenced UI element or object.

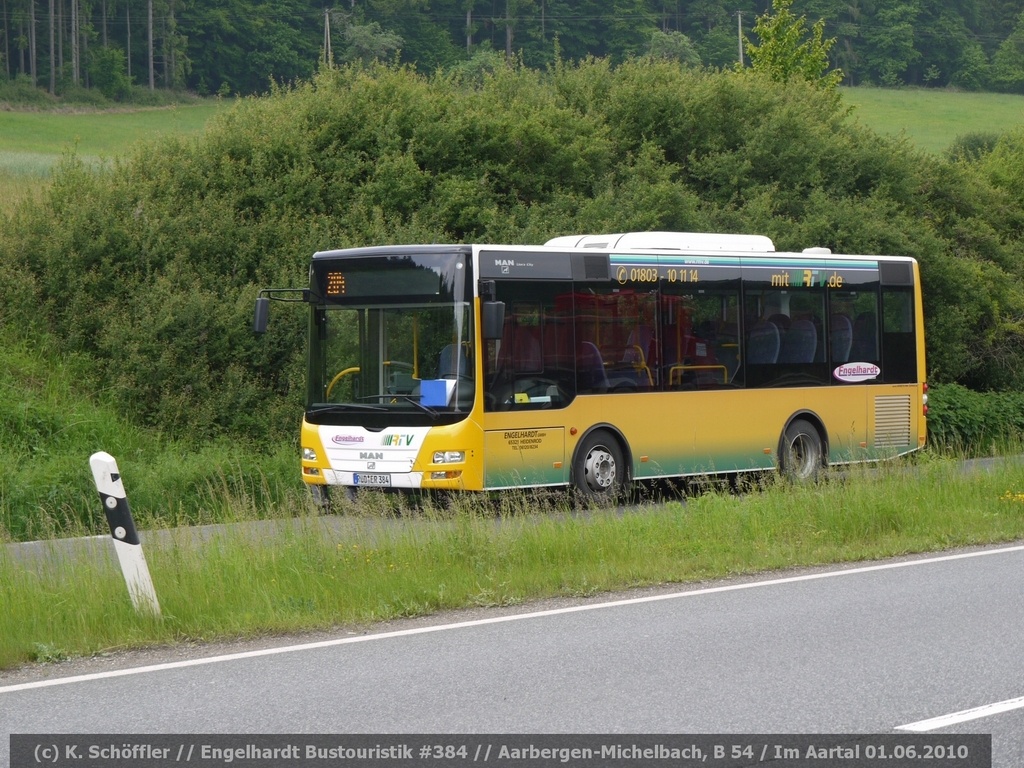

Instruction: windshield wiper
[307,403,387,414]
[403,397,439,419]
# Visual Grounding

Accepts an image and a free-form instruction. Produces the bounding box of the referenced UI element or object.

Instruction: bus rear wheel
[780,418,824,482]
[572,430,625,503]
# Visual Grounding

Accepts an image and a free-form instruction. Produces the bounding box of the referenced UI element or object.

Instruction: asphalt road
[2,543,1022,767]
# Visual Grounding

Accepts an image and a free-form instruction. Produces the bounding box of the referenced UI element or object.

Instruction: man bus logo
[834,363,881,383]
[359,452,384,460]
[493,257,533,274]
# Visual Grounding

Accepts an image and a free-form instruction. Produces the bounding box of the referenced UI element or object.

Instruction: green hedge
[927,383,1024,452]
[3,61,1024,445]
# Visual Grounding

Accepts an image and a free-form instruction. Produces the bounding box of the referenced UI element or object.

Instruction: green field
[0,102,226,209]
[841,86,1024,154]
[2,88,1024,179]
[0,103,225,173]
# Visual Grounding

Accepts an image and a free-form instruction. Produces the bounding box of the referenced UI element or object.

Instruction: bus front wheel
[309,483,331,511]
[572,430,625,503]
[780,418,824,482]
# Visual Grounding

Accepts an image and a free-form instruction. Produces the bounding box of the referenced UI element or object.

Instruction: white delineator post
[89,451,161,617]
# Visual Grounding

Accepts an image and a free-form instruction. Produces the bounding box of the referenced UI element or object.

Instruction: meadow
[0,102,224,171]
[840,86,1024,154]
[0,102,225,208]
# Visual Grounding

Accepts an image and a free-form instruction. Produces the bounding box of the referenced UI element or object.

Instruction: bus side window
[513,328,542,374]
[576,342,610,393]
[881,288,917,383]
[850,311,878,361]
[830,313,853,363]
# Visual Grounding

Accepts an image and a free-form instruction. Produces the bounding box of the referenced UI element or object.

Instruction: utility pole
[48,0,55,93]
[147,0,154,90]
[737,11,744,66]
[126,2,131,79]
[323,8,333,68]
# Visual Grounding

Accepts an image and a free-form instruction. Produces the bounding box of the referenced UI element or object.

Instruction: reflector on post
[89,451,161,617]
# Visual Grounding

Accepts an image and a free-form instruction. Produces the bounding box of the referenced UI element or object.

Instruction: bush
[946,131,1002,161]
[56,82,114,107]
[927,383,1024,452]
[4,61,1024,444]
[87,45,133,102]
[0,74,58,107]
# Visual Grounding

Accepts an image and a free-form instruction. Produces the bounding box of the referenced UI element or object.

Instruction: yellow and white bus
[254,232,927,503]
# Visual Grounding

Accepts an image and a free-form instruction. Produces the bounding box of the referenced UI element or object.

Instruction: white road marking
[896,695,1024,732]
[2,543,1023,695]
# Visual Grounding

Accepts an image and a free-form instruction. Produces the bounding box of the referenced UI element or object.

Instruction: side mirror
[481,301,505,341]
[253,296,270,333]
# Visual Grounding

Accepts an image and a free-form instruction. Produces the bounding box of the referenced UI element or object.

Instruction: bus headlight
[302,448,318,461]
[433,450,465,464]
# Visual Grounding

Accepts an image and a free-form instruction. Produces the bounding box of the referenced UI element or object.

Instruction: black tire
[309,483,332,511]
[572,430,626,503]
[780,418,824,482]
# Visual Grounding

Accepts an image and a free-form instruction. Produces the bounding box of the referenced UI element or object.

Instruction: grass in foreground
[3,454,1024,671]
[0,327,304,543]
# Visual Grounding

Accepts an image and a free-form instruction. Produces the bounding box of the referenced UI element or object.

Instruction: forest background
[3,1,1024,541]
[6,0,1024,99]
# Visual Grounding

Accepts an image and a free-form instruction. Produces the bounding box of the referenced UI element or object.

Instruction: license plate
[353,473,391,487]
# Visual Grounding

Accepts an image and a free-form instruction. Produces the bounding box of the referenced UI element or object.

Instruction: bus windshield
[306,251,474,427]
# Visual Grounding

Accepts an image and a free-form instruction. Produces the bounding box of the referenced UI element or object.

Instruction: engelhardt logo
[833,363,881,383]
[332,434,365,444]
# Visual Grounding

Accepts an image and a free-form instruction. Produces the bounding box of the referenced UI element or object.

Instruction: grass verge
[0,326,304,542]
[3,454,1024,671]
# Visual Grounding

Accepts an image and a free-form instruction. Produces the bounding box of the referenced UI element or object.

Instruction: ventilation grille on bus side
[874,395,912,447]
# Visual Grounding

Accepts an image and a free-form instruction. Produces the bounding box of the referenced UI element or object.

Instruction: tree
[744,0,841,89]
[992,10,1024,93]
[28,0,37,85]
[605,0,659,61]
[646,29,700,66]
[912,5,985,88]
[860,3,920,86]
[331,13,403,65]
[500,0,535,62]
[802,0,869,85]
[88,42,130,98]
[48,0,54,91]
[146,0,153,89]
